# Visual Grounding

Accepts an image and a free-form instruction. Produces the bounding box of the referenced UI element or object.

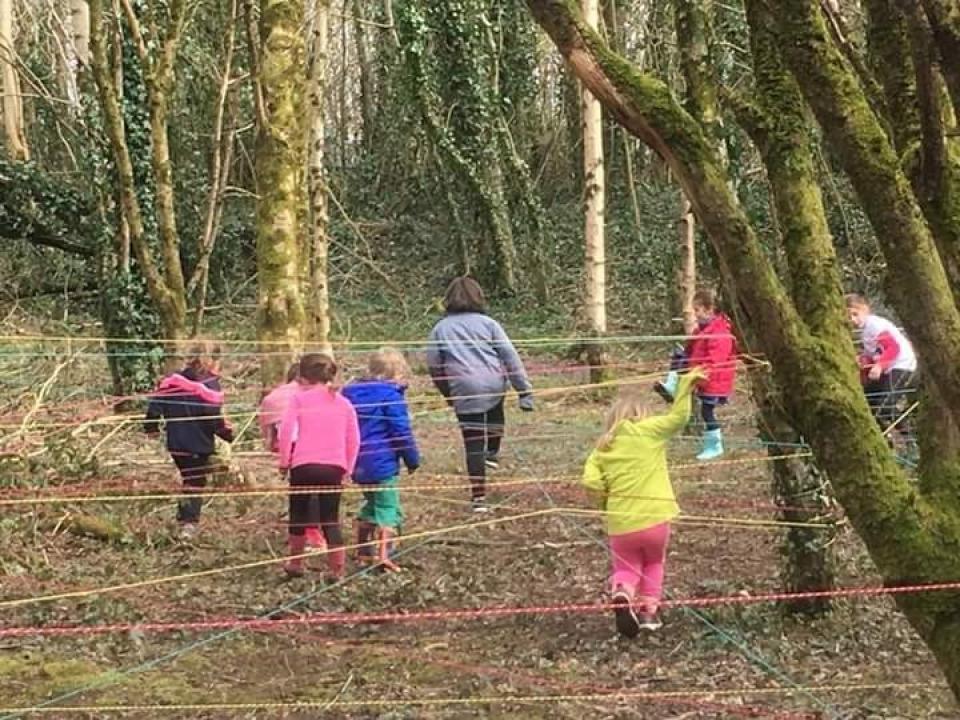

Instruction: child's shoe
[284,535,306,578]
[356,520,375,563]
[696,429,724,461]
[638,611,663,631]
[653,371,679,404]
[611,588,641,639]
[472,496,491,514]
[177,522,199,540]
[484,453,500,471]
[327,546,346,581]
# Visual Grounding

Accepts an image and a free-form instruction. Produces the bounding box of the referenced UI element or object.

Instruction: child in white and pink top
[277,353,360,578]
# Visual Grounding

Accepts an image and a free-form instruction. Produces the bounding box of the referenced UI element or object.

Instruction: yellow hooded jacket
[582,373,697,536]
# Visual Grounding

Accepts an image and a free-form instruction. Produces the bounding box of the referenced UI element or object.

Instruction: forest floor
[0,321,954,719]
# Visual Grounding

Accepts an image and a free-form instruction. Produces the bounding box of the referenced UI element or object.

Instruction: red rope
[3,580,956,639]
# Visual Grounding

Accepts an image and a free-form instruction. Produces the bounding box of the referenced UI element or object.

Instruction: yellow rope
[0,502,837,610]
[0,682,943,714]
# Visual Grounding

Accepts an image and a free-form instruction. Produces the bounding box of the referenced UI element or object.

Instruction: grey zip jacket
[426,312,533,415]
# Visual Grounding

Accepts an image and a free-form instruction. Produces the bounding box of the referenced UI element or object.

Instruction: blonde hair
[597,394,650,450]
[369,347,410,381]
[185,339,222,376]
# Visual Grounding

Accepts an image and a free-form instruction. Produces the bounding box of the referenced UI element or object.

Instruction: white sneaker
[638,612,663,631]
[472,497,491,513]
[178,523,198,540]
[484,458,500,471]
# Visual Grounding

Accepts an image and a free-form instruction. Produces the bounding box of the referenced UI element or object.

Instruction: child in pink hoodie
[259,362,326,551]
[277,353,360,578]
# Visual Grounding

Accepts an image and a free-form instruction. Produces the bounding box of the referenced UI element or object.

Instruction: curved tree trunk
[525,0,960,701]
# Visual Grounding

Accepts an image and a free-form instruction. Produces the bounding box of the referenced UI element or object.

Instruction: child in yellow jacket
[583,368,705,638]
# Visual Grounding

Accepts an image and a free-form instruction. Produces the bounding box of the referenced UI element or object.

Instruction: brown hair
[597,394,650,451]
[692,288,717,310]
[444,276,486,314]
[185,339,222,376]
[299,353,338,385]
[285,362,300,383]
[369,347,410,380]
[845,293,870,310]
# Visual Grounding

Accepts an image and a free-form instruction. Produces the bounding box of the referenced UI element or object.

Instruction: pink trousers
[609,522,671,612]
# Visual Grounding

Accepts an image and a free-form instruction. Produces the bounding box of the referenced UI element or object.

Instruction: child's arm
[491,320,533,404]
[641,369,706,439]
[143,395,163,435]
[426,327,453,400]
[385,396,421,472]
[582,450,607,509]
[344,403,361,476]
[277,398,298,470]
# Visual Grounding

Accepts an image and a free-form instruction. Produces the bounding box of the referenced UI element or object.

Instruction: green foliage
[101,271,163,395]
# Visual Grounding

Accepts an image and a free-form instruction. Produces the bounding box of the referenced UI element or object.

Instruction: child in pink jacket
[277,353,360,578]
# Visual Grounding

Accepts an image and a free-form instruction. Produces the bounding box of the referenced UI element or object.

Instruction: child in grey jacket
[427,277,534,512]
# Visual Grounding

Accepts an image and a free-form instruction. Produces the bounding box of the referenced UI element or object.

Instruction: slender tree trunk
[0,0,28,161]
[190,0,240,336]
[307,0,332,352]
[582,0,607,382]
[90,0,183,344]
[678,194,696,334]
[351,0,375,149]
[256,0,307,383]
[919,0,960,112]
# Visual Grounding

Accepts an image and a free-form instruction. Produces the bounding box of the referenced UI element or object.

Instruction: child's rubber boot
[327,546,346,581]
[305,526,326,551]
[284,535,307,578]
[377,527,401,573]
[653,371,679,404]
[356,520,375,564]
[696,429,724,461]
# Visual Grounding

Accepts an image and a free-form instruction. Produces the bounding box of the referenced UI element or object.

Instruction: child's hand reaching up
[684,366,709,384]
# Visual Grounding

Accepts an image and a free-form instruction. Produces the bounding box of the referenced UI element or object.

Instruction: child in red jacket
[653,289,737,460]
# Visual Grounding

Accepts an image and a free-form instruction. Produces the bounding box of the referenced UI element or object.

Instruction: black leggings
[456,400,505,500]
[864,369,915,435]
[289,464,344,547]
[172,453,212,524]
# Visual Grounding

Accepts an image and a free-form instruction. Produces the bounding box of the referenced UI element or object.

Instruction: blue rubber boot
[653,371,680,404]
[696,429,724,461]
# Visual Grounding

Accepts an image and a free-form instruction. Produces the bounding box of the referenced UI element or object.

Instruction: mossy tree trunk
[256,0,306,384]
[306,0,332,353]
[526,0,960,700]
[770,1,960,430]
[919,0,960,112]
[89,0,186,349]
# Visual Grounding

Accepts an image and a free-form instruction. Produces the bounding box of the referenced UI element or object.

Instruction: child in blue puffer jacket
[341,348,421,571]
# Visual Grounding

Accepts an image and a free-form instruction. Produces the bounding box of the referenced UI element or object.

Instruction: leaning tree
[526,0,960,701]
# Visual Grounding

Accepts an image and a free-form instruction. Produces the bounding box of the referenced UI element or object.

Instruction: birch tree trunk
[256,0,307,382]
[581,0,607,382]
[677,194,697,334]
[307,0,332,352]
[0,0,28,161]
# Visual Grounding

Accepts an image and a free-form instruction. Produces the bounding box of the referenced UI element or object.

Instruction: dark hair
[692,288,717,310]
[444,276,486,314]
[845,293,870,309]
[285,362,300,383]
[299,353,337,385]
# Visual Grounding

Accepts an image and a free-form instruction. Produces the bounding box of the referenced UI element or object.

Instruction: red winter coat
[686,314,737,397]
